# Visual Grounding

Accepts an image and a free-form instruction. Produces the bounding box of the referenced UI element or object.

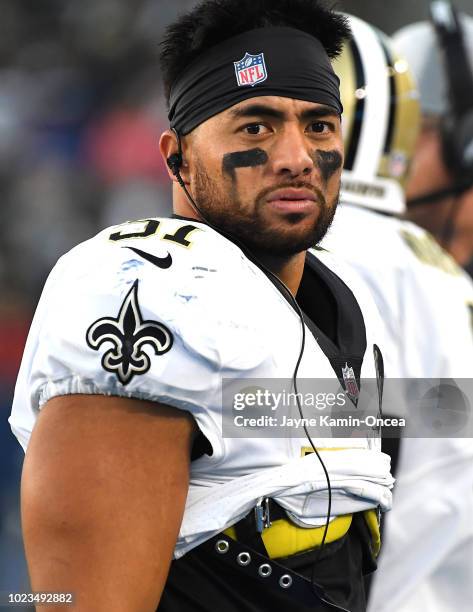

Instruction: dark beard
[191,162,339,257]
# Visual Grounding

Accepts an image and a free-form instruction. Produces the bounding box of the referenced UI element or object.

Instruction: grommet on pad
[237,552,251,566]
[279,574,293,589]
[258,563,272,577]
[215,539,230,554]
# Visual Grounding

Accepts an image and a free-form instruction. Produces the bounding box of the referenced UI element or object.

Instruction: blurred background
[0,0,472,604]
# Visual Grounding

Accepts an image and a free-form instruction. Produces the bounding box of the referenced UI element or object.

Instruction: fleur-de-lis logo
[86,280,173,385]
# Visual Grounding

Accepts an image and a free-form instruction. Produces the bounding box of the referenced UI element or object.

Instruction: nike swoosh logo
[125,247,173,269]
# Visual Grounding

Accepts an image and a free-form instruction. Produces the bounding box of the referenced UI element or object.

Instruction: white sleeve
[10,238,225,456]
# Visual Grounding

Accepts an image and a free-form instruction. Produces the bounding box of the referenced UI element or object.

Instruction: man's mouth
[266,188,317,212]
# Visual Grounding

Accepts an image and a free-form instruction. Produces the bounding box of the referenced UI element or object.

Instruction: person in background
[322,12,473,612]
[394,1,473,274]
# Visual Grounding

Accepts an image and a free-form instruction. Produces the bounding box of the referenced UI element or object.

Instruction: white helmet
[332,15,421,214]
[393,10,473,117]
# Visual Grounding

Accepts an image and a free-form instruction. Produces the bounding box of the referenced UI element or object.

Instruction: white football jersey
[323,196,473,612]
[323,203,473,379]
[10,216,394,557]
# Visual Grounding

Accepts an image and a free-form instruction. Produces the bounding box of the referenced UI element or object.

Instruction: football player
[394,2,473,272]
[322,13,473,612]
[10,2,394,611]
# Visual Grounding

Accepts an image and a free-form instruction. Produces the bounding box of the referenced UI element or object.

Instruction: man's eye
[244,124,267,135]
[309,122,331,134]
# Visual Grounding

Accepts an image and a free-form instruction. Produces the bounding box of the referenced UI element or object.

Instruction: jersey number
[109,219,198,248]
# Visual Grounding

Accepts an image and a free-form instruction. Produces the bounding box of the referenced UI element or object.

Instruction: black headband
[168,26,342,135]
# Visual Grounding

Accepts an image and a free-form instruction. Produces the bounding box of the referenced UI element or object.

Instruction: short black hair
[160,0,349,106]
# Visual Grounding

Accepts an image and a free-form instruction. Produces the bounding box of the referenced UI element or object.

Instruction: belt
[203,533,349,610]
[224,499,380,559]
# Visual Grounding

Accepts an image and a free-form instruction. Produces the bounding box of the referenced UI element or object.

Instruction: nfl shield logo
[234,52,268,87]
[342,363,360,400]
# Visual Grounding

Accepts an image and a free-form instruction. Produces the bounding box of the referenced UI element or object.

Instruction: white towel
[175,448,394,558]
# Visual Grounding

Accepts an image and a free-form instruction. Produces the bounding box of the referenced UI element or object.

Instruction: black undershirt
[296,255,338,348]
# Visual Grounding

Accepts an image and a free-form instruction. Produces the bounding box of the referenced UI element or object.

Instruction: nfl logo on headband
[234,52,268,87]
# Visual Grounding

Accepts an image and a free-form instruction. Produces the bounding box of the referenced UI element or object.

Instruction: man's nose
[269,126,315,178]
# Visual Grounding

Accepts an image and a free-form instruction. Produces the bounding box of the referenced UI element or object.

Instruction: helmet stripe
[379,34,397,156]
[343,37,365,171]
[350,16,391,176]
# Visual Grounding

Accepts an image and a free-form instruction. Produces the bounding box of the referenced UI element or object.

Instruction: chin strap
[407,181,473,250]
[406,180,472,207]
[407,188,466,251]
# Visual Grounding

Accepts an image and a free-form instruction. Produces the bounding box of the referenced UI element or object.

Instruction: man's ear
[159,130,190,184]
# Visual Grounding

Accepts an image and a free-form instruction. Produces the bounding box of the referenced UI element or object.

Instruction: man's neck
[173,197,306,296]
[250,251,306,296]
